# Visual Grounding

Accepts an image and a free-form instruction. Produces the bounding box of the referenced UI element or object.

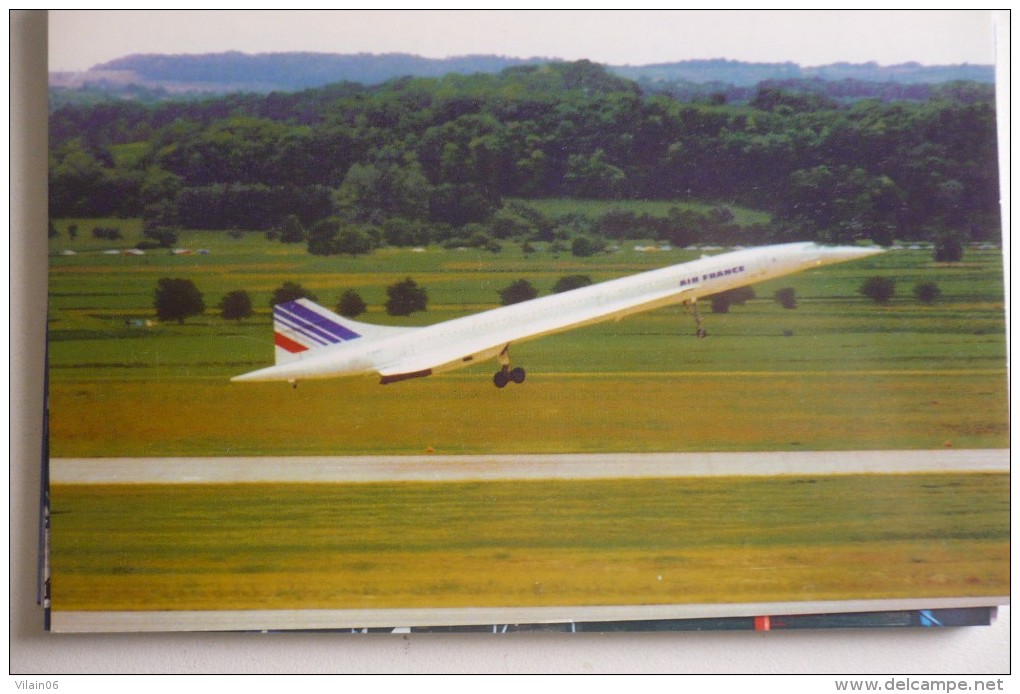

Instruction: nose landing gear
[689,300,708,338]
[493,344,526,388]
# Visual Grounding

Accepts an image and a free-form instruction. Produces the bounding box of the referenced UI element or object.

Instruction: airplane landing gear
[493,366,526,388]
[494,369,509,388]
[691,300,708,338]
[493,346,526,388]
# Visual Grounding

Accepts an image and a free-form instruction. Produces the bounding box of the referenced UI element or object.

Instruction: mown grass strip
[49,473,1009,611]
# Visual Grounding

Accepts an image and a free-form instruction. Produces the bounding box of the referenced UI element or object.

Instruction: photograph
[42,10,1007,634]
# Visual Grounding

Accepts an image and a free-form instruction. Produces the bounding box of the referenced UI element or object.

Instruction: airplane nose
[813,244,885,266]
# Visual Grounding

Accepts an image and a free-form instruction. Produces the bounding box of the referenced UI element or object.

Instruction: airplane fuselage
[233,242,882,385]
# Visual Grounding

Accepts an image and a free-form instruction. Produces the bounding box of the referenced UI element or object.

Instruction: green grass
[46,221,1008,456]
[45,221,1009,617]
[47,371,1007,456]
[49,472,1009,611]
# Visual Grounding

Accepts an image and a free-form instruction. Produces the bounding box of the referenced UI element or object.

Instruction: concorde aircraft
[232,242,882,388]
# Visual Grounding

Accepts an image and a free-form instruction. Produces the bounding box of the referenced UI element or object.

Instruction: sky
[48,10,1001,72]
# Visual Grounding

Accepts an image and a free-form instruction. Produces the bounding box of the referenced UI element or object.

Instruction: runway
[50,448,1009,484]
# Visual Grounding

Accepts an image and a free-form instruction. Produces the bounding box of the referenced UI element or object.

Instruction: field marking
[49,596,1007,633]
[50,449,1009,484]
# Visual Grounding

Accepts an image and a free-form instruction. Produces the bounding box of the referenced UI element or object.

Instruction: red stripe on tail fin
[274,331,309,354]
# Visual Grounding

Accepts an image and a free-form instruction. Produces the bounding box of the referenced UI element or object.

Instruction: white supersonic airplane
[232,241,882,388]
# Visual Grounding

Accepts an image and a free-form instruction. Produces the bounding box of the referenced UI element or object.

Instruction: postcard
[43,10,1008,633]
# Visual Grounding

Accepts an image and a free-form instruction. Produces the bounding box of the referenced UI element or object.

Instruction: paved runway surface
[50,449,1009,484]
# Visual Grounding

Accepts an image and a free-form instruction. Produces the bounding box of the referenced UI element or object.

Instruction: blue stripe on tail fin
[273,299,362,364]
[272,298,419,366]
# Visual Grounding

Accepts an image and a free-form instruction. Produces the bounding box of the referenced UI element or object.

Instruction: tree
[552,275,593,293]
[337,290,367,318]
[335,150,430,223]
[564,149,625,198]
[307,217,375,256]
[933,233,965,263]
[595,210,640,240]
[490,214,531,241]
[92,226,122,240]
[145,227,178,249]
[571,236,601,258]
[659,208,705,248]
[307,218,340,256]
[913,281,942,304]
[154,278,205,324]
[860,276,896,304]
[774,287,798,309]
[428,183,500,227]
[279,214,306,244]
[499,279,539,306]
[271,281,318,307]
[219,290,254,322]
[382,217,429,247]
[333,227,375,256]
[142,200,180,247]
[385,278,427,316]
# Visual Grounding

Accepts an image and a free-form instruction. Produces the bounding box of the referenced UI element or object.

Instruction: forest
[48,59,1001,254]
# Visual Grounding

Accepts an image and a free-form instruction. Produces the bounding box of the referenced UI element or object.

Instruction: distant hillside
[613,58,994,86]
[50,52,549,94]
[49,52,995,99]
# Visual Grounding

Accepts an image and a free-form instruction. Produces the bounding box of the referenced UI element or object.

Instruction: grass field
[45,217,1009,617]
[46,219,1008,456]
[49,472,1009,611]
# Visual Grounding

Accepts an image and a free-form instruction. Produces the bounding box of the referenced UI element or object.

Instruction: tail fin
[273,298,415,365]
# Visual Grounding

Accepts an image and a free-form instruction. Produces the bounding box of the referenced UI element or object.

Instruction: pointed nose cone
[813,243,885,266]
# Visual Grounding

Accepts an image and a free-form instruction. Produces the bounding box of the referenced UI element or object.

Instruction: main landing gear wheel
[493,344,526,388]
[493,366,527,388]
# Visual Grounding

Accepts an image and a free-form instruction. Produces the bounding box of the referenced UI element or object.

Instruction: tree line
[155,272,600,325]
[50,60,1000,250]
[156,271,946,328]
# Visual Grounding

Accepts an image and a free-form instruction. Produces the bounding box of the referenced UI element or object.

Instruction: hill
[49,52,995,101]
[49,52,550,95]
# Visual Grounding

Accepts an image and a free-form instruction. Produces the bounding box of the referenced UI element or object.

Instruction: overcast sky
[49,10,1001,72]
